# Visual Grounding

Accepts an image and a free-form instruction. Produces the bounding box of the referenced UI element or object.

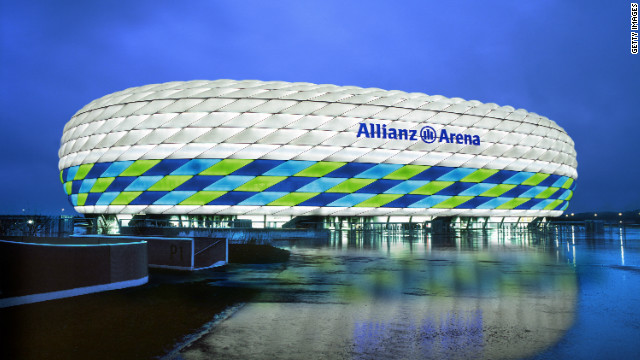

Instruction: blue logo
[356,122,481,146]
[420,126,437,144]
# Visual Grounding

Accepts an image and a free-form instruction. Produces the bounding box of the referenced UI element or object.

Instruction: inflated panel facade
[59,80,577,217]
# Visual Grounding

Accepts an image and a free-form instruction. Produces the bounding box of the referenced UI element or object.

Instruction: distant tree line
[0,215,71,237]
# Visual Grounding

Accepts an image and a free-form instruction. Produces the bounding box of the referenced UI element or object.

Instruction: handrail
[194,239,222,256]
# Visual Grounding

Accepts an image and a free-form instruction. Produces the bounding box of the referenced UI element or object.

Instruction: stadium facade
[58,80,577,227]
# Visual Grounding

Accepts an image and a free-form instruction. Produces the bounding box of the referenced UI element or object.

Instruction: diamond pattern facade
[59,80,578,217]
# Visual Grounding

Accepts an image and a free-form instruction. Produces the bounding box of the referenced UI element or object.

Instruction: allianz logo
[356,123,481,146]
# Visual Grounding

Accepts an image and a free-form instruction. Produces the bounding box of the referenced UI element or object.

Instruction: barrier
[147,237,227,271]
[0,236,148,307]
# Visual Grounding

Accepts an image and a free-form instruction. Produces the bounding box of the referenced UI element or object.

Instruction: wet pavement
[528,226,640,359]
[173,226,640,359]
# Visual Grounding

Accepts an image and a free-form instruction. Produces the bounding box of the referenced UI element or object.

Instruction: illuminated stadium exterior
[59,80,577,223]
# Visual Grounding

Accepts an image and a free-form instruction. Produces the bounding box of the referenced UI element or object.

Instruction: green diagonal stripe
[64,182,72,195]
[295,162,346,177]
[326,178,376,193]
[77,193,88,206]
[521,173,549,186]
[410,181,453,195]
[235,176,287,192]
[564,191,573,201]
[460,169,499,183]
[59,170,64,184]
[269,192,319,206]
[544,199,563,210]
[74,164,94,180]
[383,165,429,180]
[354,194,402,207]
[432,196,474,209]
[480,184,515,197]
[90,177,115,193]
[535,187,559,199]
[179,191,226,205]
[147,175,193,191]
[120,160,161,177]
[200,159,253,175]
[561,178,574,189]
[496,198,530,209]
[111,192,143,205]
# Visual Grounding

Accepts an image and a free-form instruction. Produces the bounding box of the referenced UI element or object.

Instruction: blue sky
[0,1,638,214]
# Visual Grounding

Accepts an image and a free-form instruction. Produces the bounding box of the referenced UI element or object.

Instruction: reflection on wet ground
[175,227,640,360]
[529,226,640,359]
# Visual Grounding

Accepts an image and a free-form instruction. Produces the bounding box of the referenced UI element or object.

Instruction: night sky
[1,1,638,215]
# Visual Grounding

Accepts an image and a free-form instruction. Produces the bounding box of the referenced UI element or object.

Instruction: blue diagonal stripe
[477,197,511,209]
[356,164,404,179]
[102,161,135,177]
[125,176,164,191]
[264,161,315,176]
[204,176,255,191]
[519,186,546,198]
[239,192,289,205]
[154,191,197,205]
[551,176,569,188]
[146,159,189,175]
[325,163,376,178]
[327,193,375,207]
[436,167,476,181]
[297,178,346,192]
[96,192,120,205]
[171,159,221,175]
[531,199,555,210]
[558,189,572,200]
[79,179,97,193]
[66,166,79,182]
[384,180,430,194]
[459,183,496,196]
[408,195,451,208]
[232,160,283,175]
[503,172,535,185]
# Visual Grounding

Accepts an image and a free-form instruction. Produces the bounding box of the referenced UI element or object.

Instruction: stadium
[58,80,577,229]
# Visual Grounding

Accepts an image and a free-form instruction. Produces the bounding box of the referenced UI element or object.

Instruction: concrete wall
[0,237,147,307]
[146,237,227,270]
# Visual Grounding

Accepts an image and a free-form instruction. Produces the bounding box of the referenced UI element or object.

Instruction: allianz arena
[59,80,577,221]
